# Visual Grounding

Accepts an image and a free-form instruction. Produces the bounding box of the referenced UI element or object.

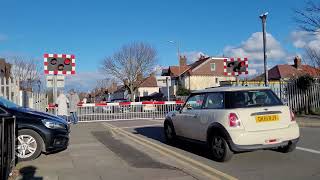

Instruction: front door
[174,94,205,140]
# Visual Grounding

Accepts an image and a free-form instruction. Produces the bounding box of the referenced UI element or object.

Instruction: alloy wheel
[17,134,37,159]
[211,136,225,158]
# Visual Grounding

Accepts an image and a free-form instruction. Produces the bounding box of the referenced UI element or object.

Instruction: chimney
[294,56,302,69]
[179,55,187,67]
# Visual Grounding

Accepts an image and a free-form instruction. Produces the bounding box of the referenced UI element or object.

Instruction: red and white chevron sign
[44,53,76,75]
[223,57,248,76]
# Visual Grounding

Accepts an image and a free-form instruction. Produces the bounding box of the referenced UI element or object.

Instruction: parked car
[0,97,70,161]
[164,86,300,162]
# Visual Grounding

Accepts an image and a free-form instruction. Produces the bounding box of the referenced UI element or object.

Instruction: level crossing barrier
[77,101,184,122]
[47,101,184,122]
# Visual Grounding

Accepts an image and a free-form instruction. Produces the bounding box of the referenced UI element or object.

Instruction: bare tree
[7,56,41,90]
[95,78,112,90]
[102,42,157,101]
[295,1,320,33]
[294,1,320,69]
[305,46,320,68]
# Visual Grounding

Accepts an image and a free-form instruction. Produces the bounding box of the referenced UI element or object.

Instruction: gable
[190,59,226,76]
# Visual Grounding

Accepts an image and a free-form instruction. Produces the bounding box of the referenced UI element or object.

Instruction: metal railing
[77,102,183,122]
[0,116,16,180]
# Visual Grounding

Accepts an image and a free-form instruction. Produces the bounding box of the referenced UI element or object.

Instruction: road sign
[44,54,76,75]
[224,58,248,76]
[46,75,65,88]
[156,76,171,87]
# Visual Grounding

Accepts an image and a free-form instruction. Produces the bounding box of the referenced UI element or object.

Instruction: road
[16,119,320,180]
[105,119,320,180]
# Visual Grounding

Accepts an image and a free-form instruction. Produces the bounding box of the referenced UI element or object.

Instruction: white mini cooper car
[164,87,300,162]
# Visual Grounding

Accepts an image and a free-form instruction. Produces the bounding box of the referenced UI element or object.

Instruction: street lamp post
[168,41,181,77]
[168,40,181,97]
[260,12,268,87]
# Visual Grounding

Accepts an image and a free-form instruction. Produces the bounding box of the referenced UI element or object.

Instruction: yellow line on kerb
[103,123,237,180]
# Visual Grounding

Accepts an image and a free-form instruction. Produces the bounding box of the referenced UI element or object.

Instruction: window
[184,94,205,110]
[215,78,219,84]
[225,90,283,108]
[204,93,224,109]
[210,63,216,71]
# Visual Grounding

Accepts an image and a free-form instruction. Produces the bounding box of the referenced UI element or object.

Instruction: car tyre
[277,141,297,153]
[209,135,233,162]
[17,129,44,161]
[164,121,176,144]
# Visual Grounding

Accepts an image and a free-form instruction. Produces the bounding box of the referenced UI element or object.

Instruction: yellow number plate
[256,115,279,123]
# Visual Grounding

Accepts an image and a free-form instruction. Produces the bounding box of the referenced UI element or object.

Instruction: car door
[174,94,205,140]
[197,92,225,141]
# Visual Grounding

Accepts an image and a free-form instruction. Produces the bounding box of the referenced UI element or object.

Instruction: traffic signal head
[44,54,75,75]
[224,58,248,76]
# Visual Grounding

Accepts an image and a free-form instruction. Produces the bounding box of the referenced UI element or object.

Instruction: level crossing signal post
[44,54,76,115]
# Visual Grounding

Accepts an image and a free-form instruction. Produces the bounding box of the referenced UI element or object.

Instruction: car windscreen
[225,89,283,108]
[0,97,20,109]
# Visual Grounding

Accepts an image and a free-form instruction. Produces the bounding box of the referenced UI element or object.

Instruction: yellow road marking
[103,122,237,180]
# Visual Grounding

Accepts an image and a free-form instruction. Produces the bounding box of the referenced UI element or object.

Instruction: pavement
[14,117,320,180]
[296,115,320,127]
[15,123,197,180]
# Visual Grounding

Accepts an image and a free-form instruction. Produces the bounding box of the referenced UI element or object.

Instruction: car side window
[204,93,224,109]
[184,94,205,110]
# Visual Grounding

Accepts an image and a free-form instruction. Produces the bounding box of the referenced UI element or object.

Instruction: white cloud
[181,51,209,63]
[153,65,167,75]
[65,71,106,92]
[290,31,320,49]
[223,32,287,76]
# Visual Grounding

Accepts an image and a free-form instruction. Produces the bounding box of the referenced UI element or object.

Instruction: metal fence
[31,93,48,112]
[283,79,320,113]
[0,76,20,105]
[229,79,320,113]
[76,101,183,122]
[0,116,16,180]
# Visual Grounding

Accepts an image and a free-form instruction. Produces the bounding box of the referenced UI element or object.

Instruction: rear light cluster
[229,113,241,127]
[290,110,295,122]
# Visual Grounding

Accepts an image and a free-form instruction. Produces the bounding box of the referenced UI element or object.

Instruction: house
[110,85,129,100]
[135,74,160,98]
[254,56,320,81]
[162,55,236,95]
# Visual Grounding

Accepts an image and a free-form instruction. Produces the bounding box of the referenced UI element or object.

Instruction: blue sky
[0,0,314,91]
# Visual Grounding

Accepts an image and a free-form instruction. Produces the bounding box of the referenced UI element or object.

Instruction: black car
[0,97,70,161]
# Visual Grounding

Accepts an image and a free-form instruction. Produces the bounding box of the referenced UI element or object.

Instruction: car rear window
[225,89,283,108]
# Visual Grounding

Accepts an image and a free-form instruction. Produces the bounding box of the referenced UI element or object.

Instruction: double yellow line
[103,123,237,180]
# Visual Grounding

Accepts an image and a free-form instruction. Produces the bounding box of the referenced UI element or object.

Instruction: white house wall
[137,87,160,97]
[182,75,236,90]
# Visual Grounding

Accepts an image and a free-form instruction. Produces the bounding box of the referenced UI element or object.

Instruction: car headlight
[42,119,66,129]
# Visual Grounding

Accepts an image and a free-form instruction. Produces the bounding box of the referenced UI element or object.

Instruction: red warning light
[64,58,71,65]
